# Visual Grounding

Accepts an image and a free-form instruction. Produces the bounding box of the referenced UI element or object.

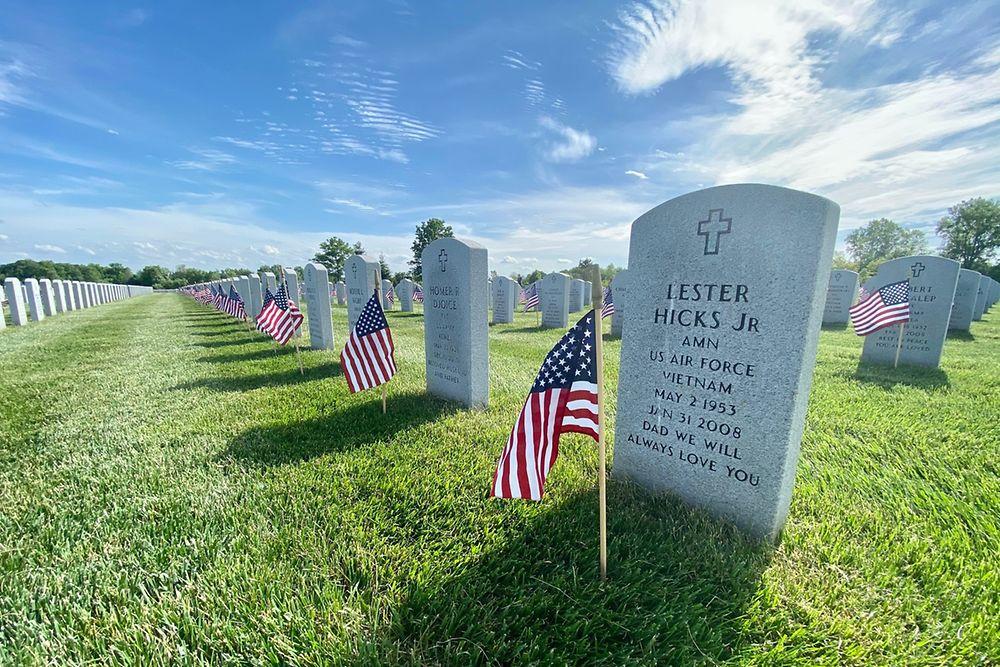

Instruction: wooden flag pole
[374,266,388,414]
[893,322,906,368]
[591,265,608,580]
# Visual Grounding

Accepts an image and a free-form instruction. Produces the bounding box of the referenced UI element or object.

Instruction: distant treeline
[0,260,294,290]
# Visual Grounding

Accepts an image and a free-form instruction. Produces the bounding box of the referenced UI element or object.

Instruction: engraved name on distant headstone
[345,255,380,333]
[822,269,858,324]
[492,276,518,324]
[610,270,629,338]
[569,279,586,313]
[4,277,29,325]
[948,269,981,331]
[396,278,415,312]
[422,238,489,408]
[614,184,839,540]
[861,255,959,368]
[540,273,570,328]
[304,263,335,350]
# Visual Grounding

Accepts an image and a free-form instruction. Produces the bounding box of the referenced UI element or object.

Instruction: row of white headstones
[1,276,152,329]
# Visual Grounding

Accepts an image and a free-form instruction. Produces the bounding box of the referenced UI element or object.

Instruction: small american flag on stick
[523,283,539,311]
[412,284,424,303]
[492,310,599,500]
[849,279,910,336]
[600,286,614,319]
[227,286,246,320]
[341,292,396,393]
[256,283,304,345]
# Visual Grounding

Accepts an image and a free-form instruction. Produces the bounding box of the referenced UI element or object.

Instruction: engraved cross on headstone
[697,209,732,256]
[911,262,925,278]
[438,249,448,272]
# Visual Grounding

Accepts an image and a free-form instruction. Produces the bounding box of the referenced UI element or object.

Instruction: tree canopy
[845,218,927,280]
[409,218,453,281]
[313,237,365,283]
[937,197,1000,272]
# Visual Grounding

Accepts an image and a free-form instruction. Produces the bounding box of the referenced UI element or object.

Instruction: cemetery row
[1,277,152,329]
[182,185,998,543]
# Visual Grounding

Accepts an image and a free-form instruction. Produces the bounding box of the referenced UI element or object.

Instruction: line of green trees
[0,260,297,290]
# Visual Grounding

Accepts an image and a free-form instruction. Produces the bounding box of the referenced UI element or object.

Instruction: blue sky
[0,0,998,274]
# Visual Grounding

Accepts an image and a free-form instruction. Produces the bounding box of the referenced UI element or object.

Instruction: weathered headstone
[335,281,347,305]
[260,271,277,295]
[39,279,58,317]
[583,280,593,306]
[246,275,262,319]
[23,279,46,321]
[614,184,839,540]
[4,278,29,326]
[822,269,858,324]
[345,255,380,333]
[569,279,586,313]
[382,279,395,310]
[540,273,570,328]
[304,263,335,350]
[492,276,518,324]
[948,269,981,331]
[610,270,629,337]
[396,279,415,312]
[861,256,959,367]
[422,237,489,408]
[973,275,989,321]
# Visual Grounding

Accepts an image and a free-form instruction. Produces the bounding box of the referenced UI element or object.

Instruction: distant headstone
[4,278,29,325]
[382,279,395,310]
[235,276,251,314]
[540,273,570,328]
[283,269,303,337]
[246,275,262,319]
[948,269,981,331]
[569,279,586,312]
[861,255,959,368]
[86,283,97,307]
[39,279,58,316]
[614,184,839,540]
[23,279,46,321]
[71,281,84,309]
[63,281,76,311]
[610,270,629,337]
[422,237,489,408]
[260,271,277,295]
[822,269,858,324]
[335,281,347,305]
[973,275,989,321]
[396,279,415,312]
[487,279,494,311]
[345,255,380,332]
[583,280,593,306]
[52,280,67,313]
[304,263,335,350]
[492,276,518,324]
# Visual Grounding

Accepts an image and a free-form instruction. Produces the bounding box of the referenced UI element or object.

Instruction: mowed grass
[0,294,997,665]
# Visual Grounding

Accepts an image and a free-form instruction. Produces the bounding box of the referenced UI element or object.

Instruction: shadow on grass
[390,312,423,319]
[847,362,950,390]
[492,325,546,334]
[173,361,342,393]
[377,483,775,664]
[198,347,296,364]
[946,330,975,341]
[223,390,457,465]
[193,338,258,349]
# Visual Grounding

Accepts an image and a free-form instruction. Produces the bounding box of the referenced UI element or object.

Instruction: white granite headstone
[822,269,858,324]
[345,255,380,333]
[335,281,347,305]
[382,279,395,310]
[246,275,262,319]
[422,238,489,408]
[973,275,989,321]
[540,273,570,328]
[614,184,839,540]
[492,276,518,324]
[4,278,29,325]
[948,269,981,331]
[24,279,45,321]
[610,270,629,338]
[396,279,415,312]
[569,279,586,313]
[304,263,335,350]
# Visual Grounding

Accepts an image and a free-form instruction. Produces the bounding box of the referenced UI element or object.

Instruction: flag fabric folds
[492,310,599,500]
[227,286,246,319]
[849,279,910,336]
[256,283,304,345]
[412,284,424,303]
[257,288,275,323]
[341,292,396,393]
[523,283,539,311]
[600,286,614,319]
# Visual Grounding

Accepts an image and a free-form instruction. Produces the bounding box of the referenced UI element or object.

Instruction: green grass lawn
[1,294,997,665]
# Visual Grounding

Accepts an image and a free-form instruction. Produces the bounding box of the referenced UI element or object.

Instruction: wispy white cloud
[34,243,65,253]
[502,50,540,71]
[539,116,596,162]
[625,169,648,180]
[168,147,239,171]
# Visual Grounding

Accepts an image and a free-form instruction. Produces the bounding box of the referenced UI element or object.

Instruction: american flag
[600,286,614,319]
[256,283,304,344]
[523,283,539,310]
[258,288,275,321]
[413,284,424,303]
[492,310,599,500]
[341,292,396,393]
[227,286,246,319]
[212,285,226,310]
[849,279,910,336]
[385,285,395,304]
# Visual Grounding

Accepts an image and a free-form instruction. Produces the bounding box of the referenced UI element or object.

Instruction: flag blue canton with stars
[531,311,597,392]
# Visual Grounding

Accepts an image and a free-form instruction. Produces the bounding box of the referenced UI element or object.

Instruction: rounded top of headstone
[831,268,859,277]
[959,268,981,278]
[421,236,485,263]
